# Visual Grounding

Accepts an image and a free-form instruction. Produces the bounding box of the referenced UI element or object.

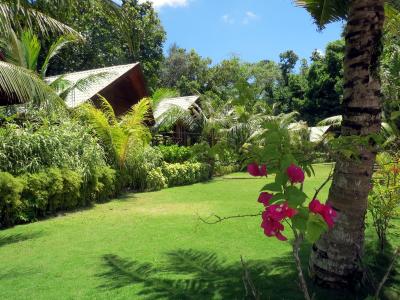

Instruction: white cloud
[242,11,259,25]
[222,14,235,25]
[139,0,189,9]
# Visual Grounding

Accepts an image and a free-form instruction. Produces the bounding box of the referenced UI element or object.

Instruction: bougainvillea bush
[245,117,337,299]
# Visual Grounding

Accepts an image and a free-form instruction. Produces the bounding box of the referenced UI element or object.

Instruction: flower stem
[292,229,311,300]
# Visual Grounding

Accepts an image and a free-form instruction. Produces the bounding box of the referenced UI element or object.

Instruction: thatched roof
[154,95,200,120]
[46,63,141,109]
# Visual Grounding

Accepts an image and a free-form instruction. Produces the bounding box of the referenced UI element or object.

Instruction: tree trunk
[309,0,385,288]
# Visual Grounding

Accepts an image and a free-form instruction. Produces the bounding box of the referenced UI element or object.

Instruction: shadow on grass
[0,232,42,248]
[97,245,364,300]
[363,241,400,298]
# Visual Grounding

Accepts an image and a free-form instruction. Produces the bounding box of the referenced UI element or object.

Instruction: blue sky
[129,0,344,64]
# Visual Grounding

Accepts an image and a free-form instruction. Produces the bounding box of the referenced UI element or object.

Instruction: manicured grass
[0,164,397,299]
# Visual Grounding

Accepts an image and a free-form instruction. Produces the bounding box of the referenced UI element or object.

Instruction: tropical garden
[0,0,399,299]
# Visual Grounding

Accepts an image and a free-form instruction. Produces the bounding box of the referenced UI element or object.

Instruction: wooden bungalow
[0,62,148,115]
[154,95,201,145]
[46,63,149,116]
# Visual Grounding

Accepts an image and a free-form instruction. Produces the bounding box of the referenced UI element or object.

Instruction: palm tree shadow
[97,245,363,300]
[0,232,42,248]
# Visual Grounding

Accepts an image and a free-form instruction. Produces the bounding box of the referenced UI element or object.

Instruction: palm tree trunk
[309,0,385,288]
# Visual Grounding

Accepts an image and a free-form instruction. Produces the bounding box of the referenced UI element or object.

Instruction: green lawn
[0,164,398,299]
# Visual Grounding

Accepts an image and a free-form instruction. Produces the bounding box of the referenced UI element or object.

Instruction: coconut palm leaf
[155,104,200,132]
[294,0,348,28]
[20,29,41,71]
[295,0,400,29]
[151,88,179,107]
[40,34,77,78]
[55,72,111,101]
[0,61,63,106]
[0,1,82,39]
[317,115,343,127]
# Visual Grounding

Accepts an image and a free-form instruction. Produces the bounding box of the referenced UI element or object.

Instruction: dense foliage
[37,0,166,91]
[368,153,400,251]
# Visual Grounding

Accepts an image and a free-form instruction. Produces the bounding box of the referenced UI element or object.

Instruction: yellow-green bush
[146,168,167,191]
[0,172,24,228]
[0,166,117,227]
[161,162,211,187]
[21,168,83,219]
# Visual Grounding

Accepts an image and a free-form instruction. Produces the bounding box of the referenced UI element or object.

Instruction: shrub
[124,146,164,191]
[190,142,214,164]
[368,153,400,251]
[213,163,239,177]
[145,168,167,191]
[93,166,117,202]
[0,172,24,228]
[161,162,211,187]
[21,168,83,219]
[155,145,192,163]
[0,121,107,178]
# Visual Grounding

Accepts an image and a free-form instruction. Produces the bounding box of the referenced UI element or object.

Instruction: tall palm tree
[295,0,386,288]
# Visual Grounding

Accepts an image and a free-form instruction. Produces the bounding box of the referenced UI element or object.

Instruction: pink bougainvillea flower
[258,192,274,206]
[261,215,287,241]
[309,199,324,214]
[286,163,305,184]
[321,205,337,229]
[247,163,267,177]
[266,203,298,222]
[309,199,337,229]
[275,231,288,241]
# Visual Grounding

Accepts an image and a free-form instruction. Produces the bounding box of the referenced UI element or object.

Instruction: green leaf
[306,214,328,243]
[291,208,309,232]
[275,172,288,186]
[260,182,282,193]
[285,186,307,207]
[280,154,296,171]
[265,131,281,145]
[391,111,400,120]
[264,144,280,161]
[270,193,285,204]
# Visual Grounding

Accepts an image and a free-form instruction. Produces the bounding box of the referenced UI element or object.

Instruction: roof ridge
[45,62,139,80]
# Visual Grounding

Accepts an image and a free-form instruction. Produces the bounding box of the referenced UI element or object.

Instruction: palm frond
[0,29,25,67]
[40,34,77,78]
[294,0,348,28]
[317,115,342,127]
[20,29,41,71]
[0,2,83,39]
[156,105,200,132]
[96,95,117,125]
[121,98,152,144]
[151,88,179,107]
[79,98,152,170]
[57,72,111,100]
[78,102,115,153]
[0,61,63,106]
